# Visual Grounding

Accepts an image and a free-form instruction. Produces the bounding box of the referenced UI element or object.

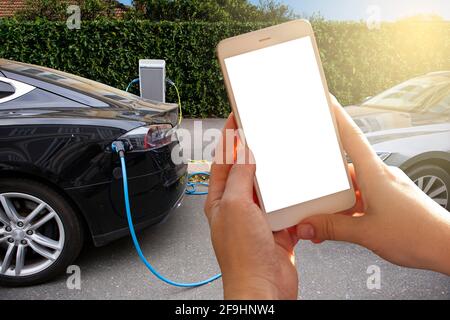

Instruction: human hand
[296,96,450,275]
[204,115,300,300]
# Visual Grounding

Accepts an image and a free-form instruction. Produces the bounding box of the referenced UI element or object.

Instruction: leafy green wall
[1,20,449,117]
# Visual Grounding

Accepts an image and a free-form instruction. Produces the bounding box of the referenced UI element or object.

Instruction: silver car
[346,71,450,210]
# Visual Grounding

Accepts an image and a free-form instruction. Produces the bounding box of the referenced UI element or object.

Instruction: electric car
[0,59,187,286]
[347,71,450,210]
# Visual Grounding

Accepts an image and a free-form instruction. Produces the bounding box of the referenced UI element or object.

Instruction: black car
[347,71,450,210]
[0,59,187,286]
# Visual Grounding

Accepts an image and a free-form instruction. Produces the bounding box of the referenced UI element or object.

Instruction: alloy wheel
[0,193,65,277]
[414,175,449,209]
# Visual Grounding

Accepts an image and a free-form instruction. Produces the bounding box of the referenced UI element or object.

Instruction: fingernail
[297,224,315,240]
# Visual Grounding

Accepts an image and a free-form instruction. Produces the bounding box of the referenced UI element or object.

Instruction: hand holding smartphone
[217,20,355,231]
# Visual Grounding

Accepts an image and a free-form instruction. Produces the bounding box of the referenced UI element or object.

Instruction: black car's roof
[0,59,176,113]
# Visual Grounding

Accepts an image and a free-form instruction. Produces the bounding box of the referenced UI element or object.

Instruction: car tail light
[120,124,174,151]
[144,124,173,149]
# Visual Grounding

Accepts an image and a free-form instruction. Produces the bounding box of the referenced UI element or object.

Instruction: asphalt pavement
[0,119,448,300]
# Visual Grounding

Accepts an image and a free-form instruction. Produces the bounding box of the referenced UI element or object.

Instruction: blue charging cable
[185,172,210,196]
[125,78,140,93]
[112,141,222,288]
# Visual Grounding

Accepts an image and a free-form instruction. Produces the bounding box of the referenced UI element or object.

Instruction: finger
[253,189,261,206]
[339,164,365,216]
[330,95,382,174]
[205,114,237,215]
[213,113,237,166]
[296,213,364,244]
[348,164,359,191]
[274,229,299,255]
[222,143,256,202]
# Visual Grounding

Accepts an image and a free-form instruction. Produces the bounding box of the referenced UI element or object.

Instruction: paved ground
[1,119,449,300]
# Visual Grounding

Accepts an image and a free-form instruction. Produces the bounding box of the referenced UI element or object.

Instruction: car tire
[0,178,84,286]
[406,164,450,210]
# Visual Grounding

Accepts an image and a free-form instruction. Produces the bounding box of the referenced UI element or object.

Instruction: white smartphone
[217,20,356,231]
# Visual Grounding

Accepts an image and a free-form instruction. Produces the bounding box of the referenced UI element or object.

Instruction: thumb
[330,95,381,175]
[223,144,256,201]
[296,213,363,244]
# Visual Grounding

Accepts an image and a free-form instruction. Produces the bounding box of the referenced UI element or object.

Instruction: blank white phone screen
[224,36,350,213]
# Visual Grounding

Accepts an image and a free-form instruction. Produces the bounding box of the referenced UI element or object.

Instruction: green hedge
[1,20,449,117]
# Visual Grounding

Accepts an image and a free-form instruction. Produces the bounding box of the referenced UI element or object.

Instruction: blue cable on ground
[114,145,221,288]
[185,172,210,196]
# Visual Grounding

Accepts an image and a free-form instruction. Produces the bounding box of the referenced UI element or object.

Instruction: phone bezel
[217,19,356,231]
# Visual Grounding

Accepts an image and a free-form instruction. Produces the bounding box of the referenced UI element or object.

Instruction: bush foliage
[0,20,449,117]
[133,0,295,22]
[14,0,123,21]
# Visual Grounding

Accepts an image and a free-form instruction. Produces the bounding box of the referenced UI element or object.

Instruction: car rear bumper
[65,159,188,246]
[92,185,186,246]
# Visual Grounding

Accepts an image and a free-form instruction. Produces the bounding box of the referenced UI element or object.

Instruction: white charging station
[139,59,166,102]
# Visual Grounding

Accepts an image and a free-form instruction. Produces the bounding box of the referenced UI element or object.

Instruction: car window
[0,77,35,104]
[362,75,450,112]
[429,91,450,114]
[0,81,15,99]
[3,71,110,108]
[0,87,87,109]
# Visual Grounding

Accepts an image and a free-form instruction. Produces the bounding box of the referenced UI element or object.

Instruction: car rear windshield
[362,75,450,112]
